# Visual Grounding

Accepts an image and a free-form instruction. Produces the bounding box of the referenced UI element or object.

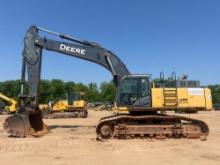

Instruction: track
[43,110,88,119]
[96,114,209,141]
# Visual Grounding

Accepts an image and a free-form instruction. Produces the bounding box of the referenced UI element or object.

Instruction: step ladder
[163,88,178,107]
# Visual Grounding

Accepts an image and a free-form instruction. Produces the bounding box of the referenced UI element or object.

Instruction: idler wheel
[99,124,113,139]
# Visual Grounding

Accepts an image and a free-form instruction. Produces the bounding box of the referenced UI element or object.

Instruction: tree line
[0,80,116,103]
[207,85,220,106]
[0,79,219,105]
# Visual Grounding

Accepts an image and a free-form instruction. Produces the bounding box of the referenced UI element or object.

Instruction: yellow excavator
[0,93,17,114]
[4,25,212,140]
[0,93,50,114]
[44,92,87,118]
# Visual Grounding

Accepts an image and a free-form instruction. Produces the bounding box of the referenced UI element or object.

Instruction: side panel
[151,88,163,108]
[52,100,68,111]
[177,89,189,107]
[73,100,87,109]
[152,88,211,110]
[204,88,213,110]
[187,88,205,108]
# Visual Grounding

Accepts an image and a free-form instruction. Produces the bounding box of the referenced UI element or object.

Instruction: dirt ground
[0,110,220,165]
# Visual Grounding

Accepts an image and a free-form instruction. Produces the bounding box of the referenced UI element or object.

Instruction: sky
[0,0,219,85]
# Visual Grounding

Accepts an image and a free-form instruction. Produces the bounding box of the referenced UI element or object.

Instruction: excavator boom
[4,25,130,137]
[21,25,129,108]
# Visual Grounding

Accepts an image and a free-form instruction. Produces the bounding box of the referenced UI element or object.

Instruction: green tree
[0,80,21,100]
[100,81,116,102]
[208,85,220,105]
[64,81,76,94]
[50,79,66,101]
[75,83,88,92]
[86,82,99,102]
[0,79,114,104]
[39,80,51,103]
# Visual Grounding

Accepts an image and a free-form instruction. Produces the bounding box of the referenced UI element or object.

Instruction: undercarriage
[96,114,209,141]
[42,109,88,119]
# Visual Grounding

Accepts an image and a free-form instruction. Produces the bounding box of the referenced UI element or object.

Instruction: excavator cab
[67,92,87,117]
[117,75,151,107]
[67,92,84,105]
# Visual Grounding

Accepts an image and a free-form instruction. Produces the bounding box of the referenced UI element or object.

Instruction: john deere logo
[60,43,86,55]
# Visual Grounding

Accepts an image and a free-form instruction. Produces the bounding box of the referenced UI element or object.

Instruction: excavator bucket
[4,108,49,137]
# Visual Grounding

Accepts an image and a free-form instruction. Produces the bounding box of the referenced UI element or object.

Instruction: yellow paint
[52,93,87,112]
[116,87,213,113]
[204,88,212,110]
[52,100,68,111]
[113,106,129,114]
[72,100,87,108]
[0,93,17,113]
[151,87,212,110]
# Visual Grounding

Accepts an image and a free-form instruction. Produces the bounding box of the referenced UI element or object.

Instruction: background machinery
[0,93,51,115]
[93,101,113,111]
[4,25,212,140]
[0,93,17,114]
[44,92,87,118]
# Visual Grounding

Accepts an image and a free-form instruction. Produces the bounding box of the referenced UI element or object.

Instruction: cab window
[118,77,150,106]
[119,78,138,105]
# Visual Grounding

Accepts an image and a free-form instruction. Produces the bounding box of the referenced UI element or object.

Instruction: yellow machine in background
[0,92,87,117]
[0,93,17,114]
[0,93,50,114]
[45,92,88,118]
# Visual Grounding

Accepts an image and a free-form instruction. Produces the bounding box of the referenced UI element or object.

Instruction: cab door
[117,76,150,106]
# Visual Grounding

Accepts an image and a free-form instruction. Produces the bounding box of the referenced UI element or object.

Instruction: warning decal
[188,88,204,96]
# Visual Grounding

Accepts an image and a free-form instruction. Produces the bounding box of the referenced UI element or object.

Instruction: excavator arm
[4,25,130,137]
[21,25,130,108]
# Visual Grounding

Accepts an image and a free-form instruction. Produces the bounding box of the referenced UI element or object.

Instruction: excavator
[44,92,87,118]
[4,25,212,140]
[0,93,17,114]
[0,93,51,115]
